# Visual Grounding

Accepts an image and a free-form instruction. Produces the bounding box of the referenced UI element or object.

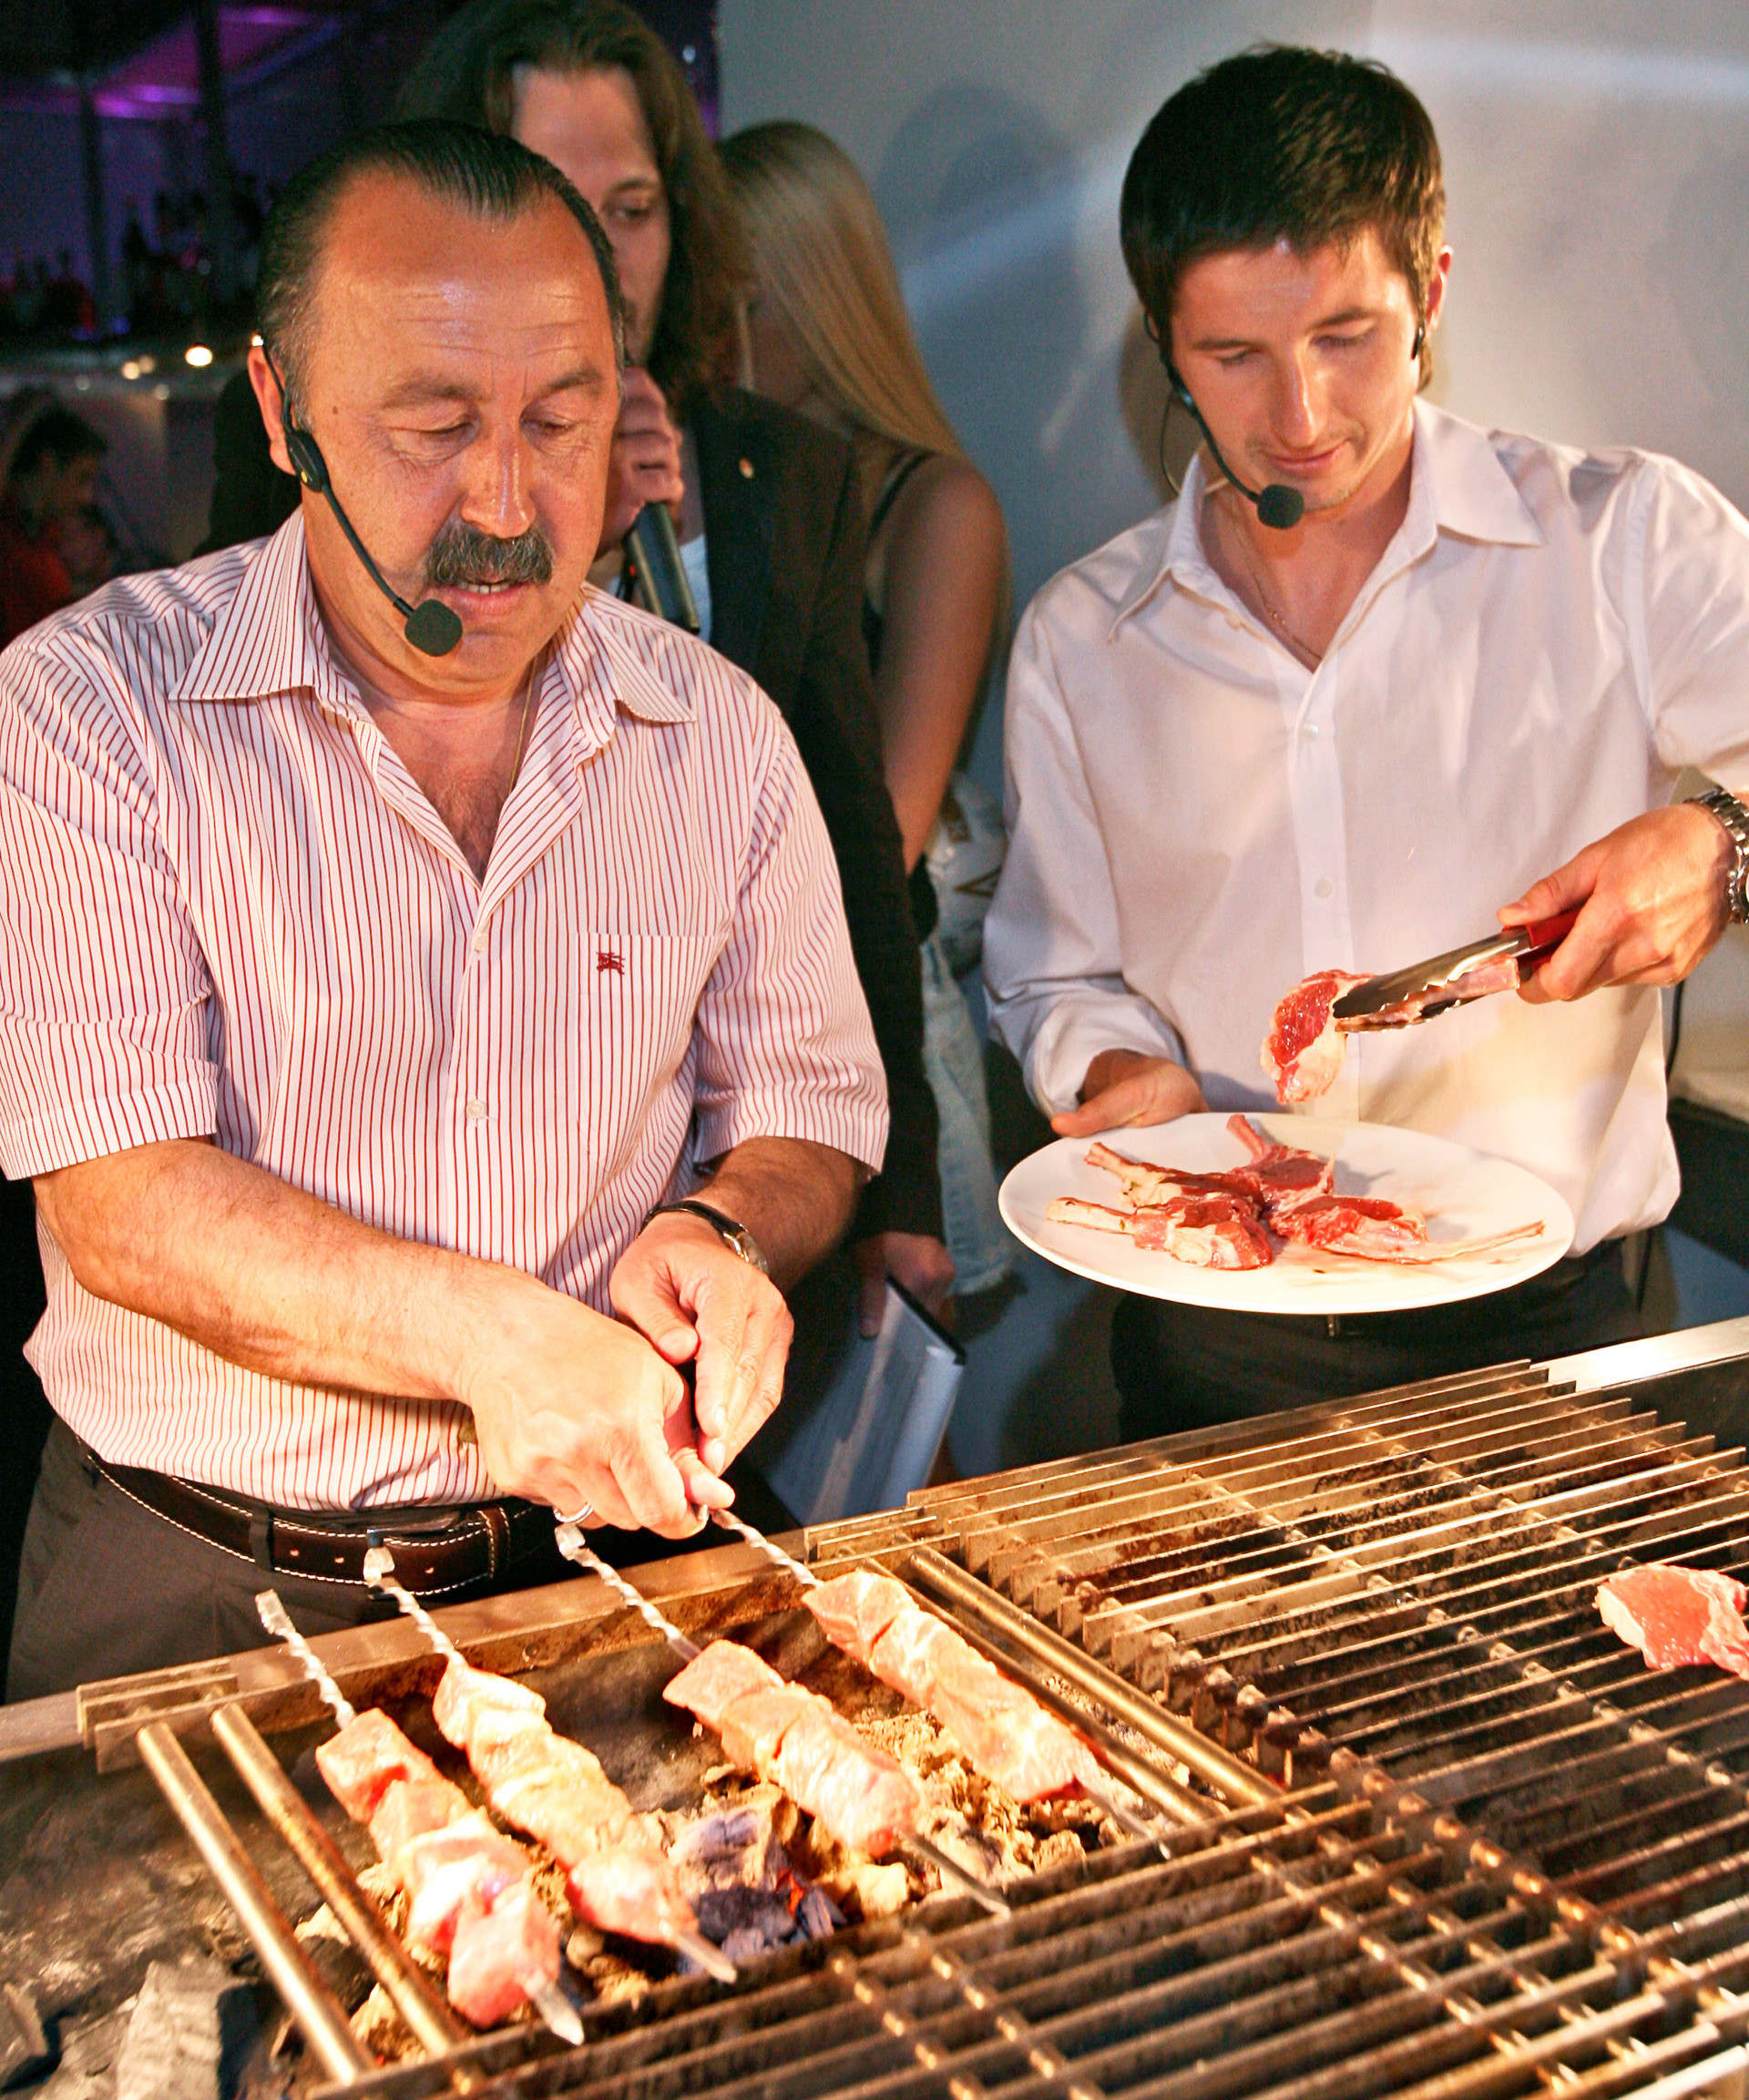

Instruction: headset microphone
[1167,367,1304,530]
[1161,319,1427,534]
[265,353,464,658]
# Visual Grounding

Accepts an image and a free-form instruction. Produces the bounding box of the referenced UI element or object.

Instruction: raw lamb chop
[1263,955,1529,1106]
[1597,1564,1749,1678]
[1263,970,1370,1104]
[1046,1193,1273,1269]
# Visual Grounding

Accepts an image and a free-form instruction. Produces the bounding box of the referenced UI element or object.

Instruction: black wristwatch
[642,1198,771,1276]
[1688,786,1749,925]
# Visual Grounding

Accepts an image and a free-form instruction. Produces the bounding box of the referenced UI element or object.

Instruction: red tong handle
[1515,907,1580,968]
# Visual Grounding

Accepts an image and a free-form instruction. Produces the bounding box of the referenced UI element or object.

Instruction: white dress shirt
[0,517,886,1508]
[985,402,1749,1254]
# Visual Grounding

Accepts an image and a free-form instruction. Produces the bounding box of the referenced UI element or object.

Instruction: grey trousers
[5,1419,405,1703]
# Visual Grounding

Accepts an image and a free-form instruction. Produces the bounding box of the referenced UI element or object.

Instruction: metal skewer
[345,1556,588,2041]
[555,1518,1006,1916]
[711,1511,1169,1851]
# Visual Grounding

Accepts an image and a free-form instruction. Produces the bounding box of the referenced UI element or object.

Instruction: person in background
[984,47,1749,1438]
[723,120,1012,1317]
[202,0,948,1337]
[0,395,107,647]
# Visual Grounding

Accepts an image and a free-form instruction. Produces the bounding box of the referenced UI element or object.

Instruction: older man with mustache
[0,121,887,1699]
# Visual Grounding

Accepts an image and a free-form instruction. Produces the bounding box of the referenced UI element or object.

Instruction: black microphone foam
[403,598,465,656]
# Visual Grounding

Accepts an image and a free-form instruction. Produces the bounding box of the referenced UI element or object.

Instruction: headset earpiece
[283,425,329,495]
[1411,322,1426,362]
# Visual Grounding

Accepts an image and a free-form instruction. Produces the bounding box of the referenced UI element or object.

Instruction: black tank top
[861,450,938,942]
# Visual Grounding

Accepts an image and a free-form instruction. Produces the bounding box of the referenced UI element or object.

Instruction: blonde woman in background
[722,119,1013,1314]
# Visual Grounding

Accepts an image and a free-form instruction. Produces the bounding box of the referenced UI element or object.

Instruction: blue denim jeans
[920,932,1011,1296]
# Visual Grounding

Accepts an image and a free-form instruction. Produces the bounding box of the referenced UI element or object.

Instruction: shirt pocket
[578,931,724,1176]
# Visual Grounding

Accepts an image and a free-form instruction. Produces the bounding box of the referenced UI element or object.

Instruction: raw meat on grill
[1263,969,1370,1103]
[806,1572,1105,1802]
[432,1656,699,1948]
[1046,1192,1273,1268]
[447,1879,562,2030]
[1597,1564,1749,1678]
[313,1706,443,1821]
[312,1706,562,2024]
[400,1809,533,1954]
[663,1640,924,1859]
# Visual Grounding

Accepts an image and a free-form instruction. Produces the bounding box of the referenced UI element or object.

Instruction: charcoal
[113,1960,243,2100]
[0,1982,55,2090]
[690,1887,795,1947]
[796,1889,837,1941]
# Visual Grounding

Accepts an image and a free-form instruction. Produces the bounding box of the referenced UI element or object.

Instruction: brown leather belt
[94,1457,555,1596]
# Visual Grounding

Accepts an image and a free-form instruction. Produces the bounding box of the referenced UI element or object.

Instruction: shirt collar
[1111,399,1543,638]
[174,516,697,735]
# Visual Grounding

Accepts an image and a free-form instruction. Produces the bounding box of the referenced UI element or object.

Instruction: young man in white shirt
[984,46,1749,1437]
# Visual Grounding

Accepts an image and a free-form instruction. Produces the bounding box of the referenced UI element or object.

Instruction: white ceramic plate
[999,1112,1575,1316]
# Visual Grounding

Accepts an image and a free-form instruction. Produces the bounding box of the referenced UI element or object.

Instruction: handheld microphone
[1167,367,1304,530]
[265,354,464,658]
[625,501,701,633]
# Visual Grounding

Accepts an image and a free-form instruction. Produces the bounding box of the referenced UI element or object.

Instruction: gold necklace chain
[508,663,538,784]
[1220,488,1324,664]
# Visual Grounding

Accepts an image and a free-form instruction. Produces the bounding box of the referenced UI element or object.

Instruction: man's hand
[855,1233,956,1337]
[459,1287,726,1539]
[1500,804,1733,1004]
[610,1212,793,1478]
[601,369,684,550]
[1050,1050,1207,1137]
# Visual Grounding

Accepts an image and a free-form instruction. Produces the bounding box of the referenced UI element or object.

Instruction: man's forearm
[34,1137,525,1404]
[694,1137,863,1290]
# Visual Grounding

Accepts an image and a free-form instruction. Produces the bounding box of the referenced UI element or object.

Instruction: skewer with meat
[432,1657,700,1950]
[803,1571,1105,1801]
[661,1640,926,1860]
[312,1706,563,2029]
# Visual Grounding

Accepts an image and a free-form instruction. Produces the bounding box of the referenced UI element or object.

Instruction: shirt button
[1301,722,1320,740]
[1314,877,1334,899]
[471,927,487,953]
[465,1097,487,1120]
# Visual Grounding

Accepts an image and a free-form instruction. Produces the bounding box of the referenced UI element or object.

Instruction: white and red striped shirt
[0,517,886,1509]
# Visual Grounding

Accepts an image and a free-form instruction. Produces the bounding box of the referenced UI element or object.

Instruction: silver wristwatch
[1688,786,1749,925]
[642,1198,771,1276]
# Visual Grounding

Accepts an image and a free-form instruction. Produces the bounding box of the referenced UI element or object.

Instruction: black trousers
[1111,1240,1651,1444]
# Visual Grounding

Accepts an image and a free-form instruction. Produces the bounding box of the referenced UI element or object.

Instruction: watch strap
[1688,786,1749,925]
[642,1198,771,1276]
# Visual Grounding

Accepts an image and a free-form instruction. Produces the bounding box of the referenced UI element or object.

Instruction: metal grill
[105,1345,1749,2100]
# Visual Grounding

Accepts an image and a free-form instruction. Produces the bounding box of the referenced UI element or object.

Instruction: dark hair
[1120,46,1445,386]
[12,405,107,478]
[397,0,742,418]
[255,118,624,401]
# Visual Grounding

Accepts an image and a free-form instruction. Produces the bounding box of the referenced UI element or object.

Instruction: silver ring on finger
[554,1501,594,1526]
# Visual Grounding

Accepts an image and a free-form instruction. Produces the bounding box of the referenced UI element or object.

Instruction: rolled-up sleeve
[983,599,1185,1117]
[0,627,216,1176]
[690,701,888,1173]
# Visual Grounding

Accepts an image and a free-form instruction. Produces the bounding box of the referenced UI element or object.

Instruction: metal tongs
[1330,908,1578,1029]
